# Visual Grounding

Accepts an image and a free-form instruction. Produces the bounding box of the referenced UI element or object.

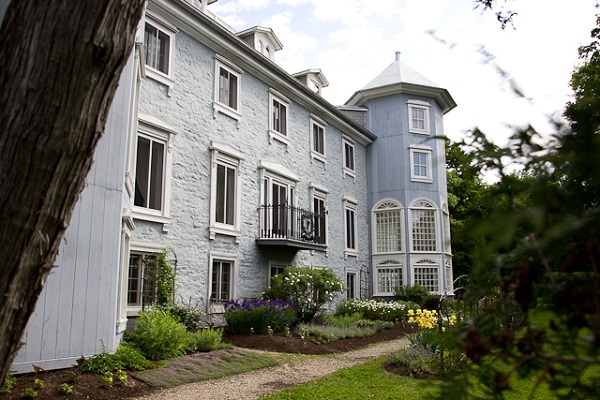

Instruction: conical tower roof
[346,52,456,114]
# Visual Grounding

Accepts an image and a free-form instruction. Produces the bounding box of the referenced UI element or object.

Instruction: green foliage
[59,383,73,394]
[24,387,38,398]
[296,323,379,342]
[186,328,225,352]
[79,343,153,373]
[394,284,431,305]
[33,379,43,390]
[0,372,16,393]
[157,301,206,332]
[128,310,189,360]
[336,298,418,322]
[388,347,437,377]
[262,266,344,322]
[155,248,175,307]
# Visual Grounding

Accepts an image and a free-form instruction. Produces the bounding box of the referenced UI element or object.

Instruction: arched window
[373,200,403,253]
[376,260,403,295]
[410,200,437,252]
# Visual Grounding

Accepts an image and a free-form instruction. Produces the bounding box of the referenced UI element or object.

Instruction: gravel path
[135,337,409,400]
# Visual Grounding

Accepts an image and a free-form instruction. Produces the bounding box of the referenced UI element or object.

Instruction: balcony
[257,204,326,251]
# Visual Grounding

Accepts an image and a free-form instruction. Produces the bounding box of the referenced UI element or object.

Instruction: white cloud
[211,0,270,14]
[276,0,310,6]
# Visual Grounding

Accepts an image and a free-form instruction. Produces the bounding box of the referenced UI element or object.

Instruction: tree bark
[0,0,145,382]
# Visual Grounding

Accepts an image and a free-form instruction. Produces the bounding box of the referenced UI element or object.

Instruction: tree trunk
[0,0,145,382]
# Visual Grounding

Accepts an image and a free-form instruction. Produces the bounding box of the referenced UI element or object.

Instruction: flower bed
[224,299,296,334]
[337,299,419,323]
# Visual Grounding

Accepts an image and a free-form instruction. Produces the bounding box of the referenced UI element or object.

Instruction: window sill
[343,168,356,180]
[269,130,290,148]
[409,129,430,135]
[410,177,433,184]
[344,250,358,259]
[310,151,327,164]
[132,209,171,232]
[145,68,174,96]
[213,102,241,127]
[209,226,242,243]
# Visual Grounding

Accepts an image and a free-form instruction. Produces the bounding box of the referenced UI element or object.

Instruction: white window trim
[213,55,242,123]
[342,135,356,179]
[444,258,454,295]
[346,269,358,299]
[144,13,176,95]
[310,183,329,249]
[343,195,358,258]
[208,252,238,311]
[209,141,244,242]
[310,115,327,163]
[371,199,405,255]
[409,145,433,183]
[126,242,165,316]
[374,259,405,296]
[268,260,288,285]
[132,114,176,232]
[412,258,441,294]
[268,89,290,147]
[409,199,439,253]
[407,99,431,135]
[117,214,135,331]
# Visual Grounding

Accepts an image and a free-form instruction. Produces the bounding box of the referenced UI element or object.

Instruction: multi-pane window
[134,134,165,211]
[411,200,437,252]
[410,146,432,182]
[144,22,171,76]
[215,162,236,226]
[442,206,451,254]
[445,260,453,294]
[377,261,403,294]
[260,171,297,239]
[312,120,325,157]
[343,138,355,175]
[211,260,232,301]
[374,201,403,253]
[414,261,439,292]
[313,192,327,245]
[270,265,286,280]
[347,273,356,299]
[408,101,430,134]
[271,97,288,136]
[344,201,357,252]
[127,253,157,307]
[214,58,241,120]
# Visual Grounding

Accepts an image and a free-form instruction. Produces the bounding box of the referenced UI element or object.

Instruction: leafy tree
[438,15,600,400]
[0,0,145,383]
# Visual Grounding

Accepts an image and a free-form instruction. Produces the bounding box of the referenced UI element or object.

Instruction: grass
[260,357,439,400]
[132,348,278,388]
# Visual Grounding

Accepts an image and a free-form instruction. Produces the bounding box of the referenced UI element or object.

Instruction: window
[310,116,326,162]
[210,260,232,301]
[414,259,439,292]
[347,272,357,299]
[269,90,290,144]
[445,259,453,294]
[377,260,403,295]
[311,186,328,245]
[127,252,158,308]
[408,100,430,134]
[134,134,165,211]
[410,145,433,183]
[132,115,175,227]
[144,22,171,75]
[143,16,175,90]
[411,200,437,252]
[213,56,242,120]
[342,136,355,177]
[442,205,451,254]
[259,162,299,239]
[344,197,358,256]
[373,200,403,253]
[270,265,286,279]
[209,142,243,240]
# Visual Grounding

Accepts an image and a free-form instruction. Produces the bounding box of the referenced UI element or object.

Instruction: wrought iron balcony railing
[257,204,326,250]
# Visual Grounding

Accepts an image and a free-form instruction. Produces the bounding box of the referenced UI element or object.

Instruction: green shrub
[0,372,16,393]
[407,328,441,352]
[262,266,344,322]
[224,299,296,334]
[79,343,153,373]
[394,284,430,305]
[321,312,363,328]
[422,295,441,310]
[155,249,175,307]
[296,323,377,341]
[388,347,436,377]
[157,302,206,332]
[128,310,189,360]
[186,328,224,352]
[336,298,417,322]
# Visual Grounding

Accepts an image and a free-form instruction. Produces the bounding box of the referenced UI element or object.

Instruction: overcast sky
[210,0,598,144]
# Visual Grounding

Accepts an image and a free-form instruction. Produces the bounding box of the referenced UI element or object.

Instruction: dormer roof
[236,26,283,61]
[346,52,457,114]
[292,69,329,95]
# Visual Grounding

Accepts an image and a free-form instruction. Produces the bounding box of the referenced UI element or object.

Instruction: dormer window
[292,69,329,96]
[236,26,282,62]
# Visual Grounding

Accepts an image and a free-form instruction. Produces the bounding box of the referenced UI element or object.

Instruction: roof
[236,26,283,51]
[346,52,457,114]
